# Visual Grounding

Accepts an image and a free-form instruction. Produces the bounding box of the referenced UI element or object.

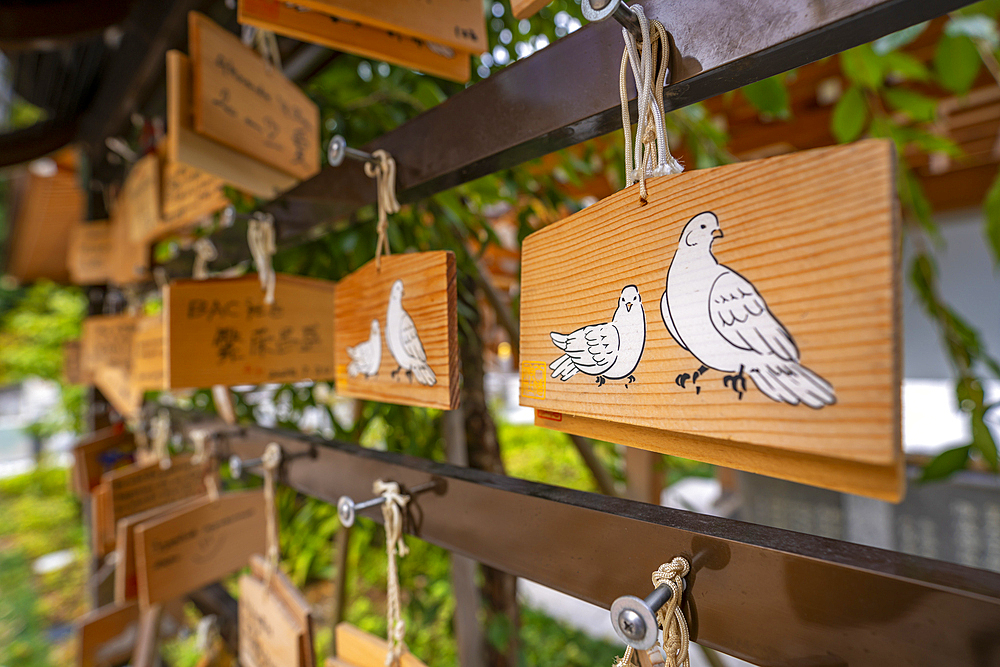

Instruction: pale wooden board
[72,429,136,497]
[520,141,901,476]
[334,252,459,410]
[108,195,150,285]
[64,340,87,385]
[189,11,320,180]
[91,483,115,557]
[239,573,304,667]
[164,273,336,388]
[6,169,84,283]
[103,454,208,529]
[68,220,113,285]
[81,315,138,376]
[238,0,470,83]
[94,365,144,420]
[161,160,229,234]
[123,154,162,243]
[131,315,165,391]
[115,496,208,604]
[511,0,550,19]
[248,555,315,667]
[167,50,298,200]
[77,601,140,667]
[335,623,427,667]
[134,490,266,607]
[283,0,486,53]
[536,409,904,501]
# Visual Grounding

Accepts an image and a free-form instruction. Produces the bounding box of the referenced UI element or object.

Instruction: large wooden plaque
[134,490,266,606]
[238,0,471,83]
[68,220,113,285]
[164,274,336,388]
[519,141,902,500]
[189,12,320,180]
[334,252,459,410]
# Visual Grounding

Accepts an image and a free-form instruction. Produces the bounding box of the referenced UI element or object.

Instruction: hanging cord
[261,443,283,589]
[364,150,400,270]
[241,25,282,70]
[614,557,690,667]
[124,286,143,317]
[247,213,277,305]
[149,409,171,470]
[192,237,218,281]
[619,5,683,202]
[374,480,410,666]
[190,429,219,502]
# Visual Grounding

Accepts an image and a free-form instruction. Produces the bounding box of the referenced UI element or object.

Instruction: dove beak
[712,229,724,239]
[625,302,632,312]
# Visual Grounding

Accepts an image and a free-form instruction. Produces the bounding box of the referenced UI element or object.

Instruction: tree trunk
[458,275,520,667]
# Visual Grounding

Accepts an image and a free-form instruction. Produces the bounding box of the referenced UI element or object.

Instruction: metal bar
[257,0,973,247]
[187,420,1000,667]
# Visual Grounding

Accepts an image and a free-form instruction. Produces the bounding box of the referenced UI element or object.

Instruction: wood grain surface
[103,454,208,528]
[238,0,471,83]
[77,601,139,667]
[239,573,305,667]
[160,160,229,235]
[164,273,336,388]
[334,252,459,410]
[81,315,138,377]
[249,554,316,667]
[519,141,901,478]
[67,220,113,285]
[122,154,161,243]
[510,0,549,19]
[108,195,150,285]
[131,315,165,391]
[335,624,427,667]
[189,12,320,180]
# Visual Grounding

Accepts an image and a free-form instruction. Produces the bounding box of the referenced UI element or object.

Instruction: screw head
[337,496,356,527]
[328,135,347,167]
[610,595,658,650]
[582,0,620,21]
[618,609,645,641]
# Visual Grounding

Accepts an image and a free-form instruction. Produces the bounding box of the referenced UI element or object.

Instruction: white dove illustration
[549,285,646,387]
[347,319,382,378]
[661,211,835,408]
[385,279,437,386]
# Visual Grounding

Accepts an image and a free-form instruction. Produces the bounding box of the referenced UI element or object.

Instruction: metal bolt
[337,480,439,528]
[610,584,677,650]
[581,0,642,40]
[618,608,645,641]
[327,134,378,167]
[229,454,261,479]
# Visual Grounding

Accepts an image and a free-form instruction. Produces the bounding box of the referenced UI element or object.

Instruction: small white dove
[385,279,437,386]
[660,211,835,408]
[347,319,381,378]
[549,285,646,387]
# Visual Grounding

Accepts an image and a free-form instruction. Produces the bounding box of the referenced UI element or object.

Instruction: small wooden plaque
[334,252,459,410]
[72,428,135,497]
[134,490,267,607]
[81,314,138,377]
[131,316,165,391]
[239,573,305,667]
[104,454,208,529]
[91,483,116,558]
[122,154,162,244]
[335,623,427,667]
[164,273,336,388]
[108,199,150,285]
[68,220,113,285]
[65,340,87,385]
[77,601,140,667]
[510,0,549,19]
[249,554,316,667]
[519,141,902,499]
[238,0,471,83]
[161,161,229,234]
[94,365,144,420]
[189,11,320,180]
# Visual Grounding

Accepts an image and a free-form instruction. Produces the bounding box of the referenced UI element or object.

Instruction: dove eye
[700,224,706,229]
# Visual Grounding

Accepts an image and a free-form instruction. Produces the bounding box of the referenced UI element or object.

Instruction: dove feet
[675,365,709,395]
[723,365,747,400]
[391,366,402,380]
[595,376,606,387]
[626,375,636,388]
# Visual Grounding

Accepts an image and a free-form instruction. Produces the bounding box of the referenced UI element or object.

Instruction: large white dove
[347,319,381,378]
[660,211,835,408]
[549,285,646,387]
[385,279,437,386]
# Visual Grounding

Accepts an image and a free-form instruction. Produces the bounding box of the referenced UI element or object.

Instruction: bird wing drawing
[400,309,437,386]
[549,322,619,380]
[709,270,799,362]
[659,291,687,351]
[347,320,381,378]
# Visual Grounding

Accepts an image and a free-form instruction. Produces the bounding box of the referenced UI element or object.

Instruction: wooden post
[624,448,662,506]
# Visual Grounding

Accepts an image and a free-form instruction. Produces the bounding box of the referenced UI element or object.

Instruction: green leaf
[984,168,1000,266]
[831,86,868,143]
[920,445,971,482]
[741,76,791,119]
[972,411,999,469]
[883,88,938,122]
[841,45,885,89]
[873,22,929,55]
[934,34,982,94]
[883,52,932,82]
[946,14,1000,50]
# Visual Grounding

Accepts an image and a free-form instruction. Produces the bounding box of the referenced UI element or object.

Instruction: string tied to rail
[248,212,277,305]
[150,409,172,470]
[614,556,690,667]
[364,150,400,271]
[192,237,218,280]
[374,479,410,666]
[619,3,682,203]
[261,442,283,590]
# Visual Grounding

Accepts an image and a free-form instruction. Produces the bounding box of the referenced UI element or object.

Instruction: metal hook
[327,135,379,167]
[228,446,312,479]
[610,579,687,650]
[581,0,642,40]
[337,480,438,527]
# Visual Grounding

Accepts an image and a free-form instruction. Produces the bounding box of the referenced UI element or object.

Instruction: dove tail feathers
[549,355,579,381]
[411,362,437,386]
[550,332,569,350]
[748,363,836,409]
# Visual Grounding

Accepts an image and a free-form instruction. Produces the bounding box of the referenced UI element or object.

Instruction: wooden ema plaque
[334,252,459,410]
[81,315,138,378]
[103,454,208,531]
[161,161,229,233]
[109,196,150,285]
[134,490,266,607]
[91,483,116,557]
[123,154,162,243]
[510,0,548,19]
[94,365,143,420]
[332,624,427,667]
[239,573,304,667]
[166,50,297,199]
[164,274,336,388]
[238,0,471,83]
[72,428,135,497]
[131,316,165,391]
[77,601,140,667]
[68,220,113,285]
[189,11,320,181]
[248,554,316,667]
[519,141,903,500]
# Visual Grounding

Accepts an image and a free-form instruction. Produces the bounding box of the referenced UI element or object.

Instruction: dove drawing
[660,211,835,408]
[549,285,646,387]
[347,319,382,378]
[385,279,437,386]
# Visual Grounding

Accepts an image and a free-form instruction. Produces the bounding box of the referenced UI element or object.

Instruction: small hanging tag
[101,452,208,536]
[71,428,136,498]
[333,623,428,667]
[247,213,277,305]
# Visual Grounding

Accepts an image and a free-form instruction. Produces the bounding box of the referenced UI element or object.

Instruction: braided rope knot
[374,480,410,666]
[261,443,283,587]
[365,150,400,270]
[613,557,691,667]
[248,213,276,305]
